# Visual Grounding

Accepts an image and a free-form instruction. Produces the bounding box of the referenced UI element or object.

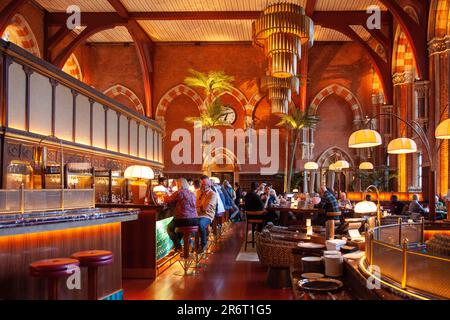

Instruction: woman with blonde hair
[164,178,198,252]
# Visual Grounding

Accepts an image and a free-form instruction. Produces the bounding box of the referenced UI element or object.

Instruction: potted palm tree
[183,69,235,172]
[277,106,319,192]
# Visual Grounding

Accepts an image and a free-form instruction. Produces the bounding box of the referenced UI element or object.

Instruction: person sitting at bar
[314,186,340,225]
[409,194,427,218]
[164,178,199,252]
[234,182,243,208]
[390,195,407,215]
[222,180,241,222]
[365,194,373,201]
[435,195,447,220]
[196,176,218,253]
[245,182,265,212]
[338,192,353,210]
[155,176,170,195]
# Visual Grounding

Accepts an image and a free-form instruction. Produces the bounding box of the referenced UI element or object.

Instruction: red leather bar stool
[71,250,113,300]
[174,226,199,276]
[30,258,79,300]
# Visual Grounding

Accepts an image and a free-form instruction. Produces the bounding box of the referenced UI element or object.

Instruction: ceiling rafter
[377,0,427,79]
[46,11,391,25]
[107,0,154,118]
[322,22,392,104]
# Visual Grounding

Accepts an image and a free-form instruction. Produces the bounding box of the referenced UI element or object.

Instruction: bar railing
[365,219,450,299]
[0,187,95,214]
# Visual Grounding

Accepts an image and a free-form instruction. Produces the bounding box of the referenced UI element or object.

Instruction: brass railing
[364,220,450,299]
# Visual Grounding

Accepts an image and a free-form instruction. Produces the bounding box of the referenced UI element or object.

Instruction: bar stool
[245,211,266,251]
[71,250,113,300]
[30,258,79,300]
[175,226,199,276]
[326,212,342,225]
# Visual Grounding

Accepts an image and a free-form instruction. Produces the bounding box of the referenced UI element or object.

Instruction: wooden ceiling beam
[107,0,154,118]
[377,0,427,79]
[47,10,390,25]
[305,0,317,16]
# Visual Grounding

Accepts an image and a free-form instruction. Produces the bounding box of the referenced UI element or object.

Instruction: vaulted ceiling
[36,0,388,43]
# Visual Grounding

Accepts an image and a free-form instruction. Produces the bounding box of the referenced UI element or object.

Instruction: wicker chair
[255,231,296,288]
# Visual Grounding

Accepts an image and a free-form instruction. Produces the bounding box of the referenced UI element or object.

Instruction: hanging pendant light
[261,75,300,114]
[253,2,314,78]
[304,161,319,170]
[387,138,417,154]
[348,129,382,148]
[359,162,374,170]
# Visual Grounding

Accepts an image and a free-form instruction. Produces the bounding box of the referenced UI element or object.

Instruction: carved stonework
[7,143,34,162]
[393,71,414,86]
[414,80,430,98]
[428,37,447,55]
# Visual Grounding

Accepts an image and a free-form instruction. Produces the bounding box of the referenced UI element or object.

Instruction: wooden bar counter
[96,204,174,279]
[0,208,138,300]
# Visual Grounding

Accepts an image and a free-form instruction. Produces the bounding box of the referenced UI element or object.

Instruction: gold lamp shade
[354,200,378,214]
[348,129,382,148]
[334,160,350,170]
[387,138,417,154]
[253,2,314,78]
[435,119,450,139]
[124,165,155,180]
[359,162,374,170]
[304,161,319,170]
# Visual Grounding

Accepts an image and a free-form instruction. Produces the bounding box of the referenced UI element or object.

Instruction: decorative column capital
[392,71,414,86]
[428,37,447,56]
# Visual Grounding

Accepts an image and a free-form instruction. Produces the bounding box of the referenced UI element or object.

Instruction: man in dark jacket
[244,182,265,212]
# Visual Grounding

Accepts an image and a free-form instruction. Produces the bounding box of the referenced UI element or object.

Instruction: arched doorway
[203,147,241,184]
[316,147,355,193]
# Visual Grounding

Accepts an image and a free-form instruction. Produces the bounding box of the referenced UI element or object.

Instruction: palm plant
[277,106,319,191]
[184,69,235,173]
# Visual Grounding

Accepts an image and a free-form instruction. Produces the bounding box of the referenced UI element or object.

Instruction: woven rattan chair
[255,232,296,288]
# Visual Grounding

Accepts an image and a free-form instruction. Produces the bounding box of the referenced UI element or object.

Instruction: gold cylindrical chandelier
[261,75,300,114]
[253,2,314,79]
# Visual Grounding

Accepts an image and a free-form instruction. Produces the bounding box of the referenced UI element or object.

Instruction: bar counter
[96,203,175,279]
[0,208,138,300]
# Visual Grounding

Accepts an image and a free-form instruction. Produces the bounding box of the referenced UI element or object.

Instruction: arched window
[62,54,83,81]
[1,14,40,57]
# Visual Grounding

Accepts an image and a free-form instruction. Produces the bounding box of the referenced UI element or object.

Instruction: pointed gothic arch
[309,84,363,122]
[1,14,40,57]
[103,84,145,115]
[62,54,83,81]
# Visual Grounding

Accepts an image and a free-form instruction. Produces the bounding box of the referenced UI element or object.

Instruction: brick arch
[392,26,416,75]
[103,85,145,115]
[428,0,449,39]
[62,54,83,81]
[310,84,363,121]
[155,84,204,127]
[214,86,248,112]
[1,14,40,57]
[316,146,355,169]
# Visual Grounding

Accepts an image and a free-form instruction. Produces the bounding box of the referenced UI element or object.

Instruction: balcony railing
[0,39,163,167]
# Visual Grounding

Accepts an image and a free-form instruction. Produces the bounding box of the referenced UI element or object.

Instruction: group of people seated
[386,194,447,220]
[155,176,243,254]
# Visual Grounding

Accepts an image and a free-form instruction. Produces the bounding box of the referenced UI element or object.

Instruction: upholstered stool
[174,226,199,276]
[71,250,113,300]
[30,258,79,300]
[245,211,266,251]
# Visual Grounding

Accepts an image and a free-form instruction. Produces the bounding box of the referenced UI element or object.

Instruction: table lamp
[124,165,154,204]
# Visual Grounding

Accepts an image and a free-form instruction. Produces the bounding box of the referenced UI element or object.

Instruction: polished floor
[123,222,293,300]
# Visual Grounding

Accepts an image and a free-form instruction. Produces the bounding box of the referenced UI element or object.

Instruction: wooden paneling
[34,0,115,12]
[0,222,122,300]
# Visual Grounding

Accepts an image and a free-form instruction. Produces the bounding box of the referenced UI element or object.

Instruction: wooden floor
[123,222,293,300]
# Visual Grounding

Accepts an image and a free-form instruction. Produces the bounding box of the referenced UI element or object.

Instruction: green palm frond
[184,69,234,98]
[276,105,319,130]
